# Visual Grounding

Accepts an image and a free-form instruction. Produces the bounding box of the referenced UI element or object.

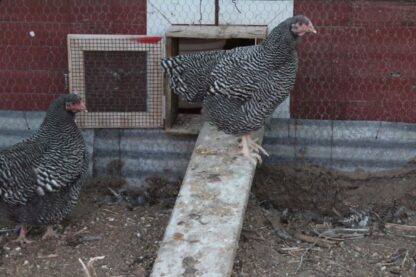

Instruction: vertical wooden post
[164,36,179,129]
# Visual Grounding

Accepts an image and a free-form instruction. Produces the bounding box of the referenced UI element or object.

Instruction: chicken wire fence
[147,0,293,35]
[150,0,416,125]
[1,0,416,127]
[293,0,416,123]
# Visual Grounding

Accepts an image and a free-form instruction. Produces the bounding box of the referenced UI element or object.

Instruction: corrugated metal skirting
[2,110,416,188]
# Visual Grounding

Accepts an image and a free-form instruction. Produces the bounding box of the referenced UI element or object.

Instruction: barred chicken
[162,15,316,163]
[0,93,88,243]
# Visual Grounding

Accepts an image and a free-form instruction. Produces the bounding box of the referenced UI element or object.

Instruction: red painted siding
[293,0,416,122]
[0,0,146,111]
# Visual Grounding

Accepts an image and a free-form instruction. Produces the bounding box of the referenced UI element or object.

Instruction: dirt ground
[0,164,415,276]
[0,176,180,277]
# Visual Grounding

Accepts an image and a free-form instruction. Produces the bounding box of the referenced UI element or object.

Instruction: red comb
[134,36,162,44]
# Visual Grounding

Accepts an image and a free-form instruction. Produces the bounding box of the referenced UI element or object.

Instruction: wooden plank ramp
[151,123,263,277]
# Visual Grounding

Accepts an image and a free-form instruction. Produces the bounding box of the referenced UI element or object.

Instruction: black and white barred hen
[0,94,88,243]
[162,15,316,163]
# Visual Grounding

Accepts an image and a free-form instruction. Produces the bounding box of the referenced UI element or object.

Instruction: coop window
[68,35,163,128]
[83,51,147,113]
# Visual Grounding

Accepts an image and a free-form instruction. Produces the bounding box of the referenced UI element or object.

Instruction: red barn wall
[0,0,146,110]
[293,0,416,122]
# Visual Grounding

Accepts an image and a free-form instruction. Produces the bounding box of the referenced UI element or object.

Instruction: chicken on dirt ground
[161,15,317,164]
[0,93,88,244]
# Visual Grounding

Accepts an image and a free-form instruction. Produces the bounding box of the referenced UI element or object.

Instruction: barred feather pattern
[161,50,226,102]
[0,94,88,226]
[161,16,303,135]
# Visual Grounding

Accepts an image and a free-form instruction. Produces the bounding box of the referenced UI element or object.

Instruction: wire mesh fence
[1,0,416,127]
[293,0,416,123]
[147,0,293,35]
[146,0,416,124]
[0,0,146,113]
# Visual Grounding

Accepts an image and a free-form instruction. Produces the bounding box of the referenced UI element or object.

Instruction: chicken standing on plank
[0,93,88,244]
[161,15,316,163]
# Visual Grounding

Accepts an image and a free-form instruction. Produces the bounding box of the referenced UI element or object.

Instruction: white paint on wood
[151,123,264,277]
[219,0,294,31]
[147,0,293,36]
[147,0,215,36]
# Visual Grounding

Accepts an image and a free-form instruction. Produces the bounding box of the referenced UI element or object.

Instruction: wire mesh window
[83,51,148,113]
[67,35,163,128]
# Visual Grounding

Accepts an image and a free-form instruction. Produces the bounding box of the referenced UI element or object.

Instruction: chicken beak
[67,100,86,113]
[309,24,317,34]
[79,100,86,111]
